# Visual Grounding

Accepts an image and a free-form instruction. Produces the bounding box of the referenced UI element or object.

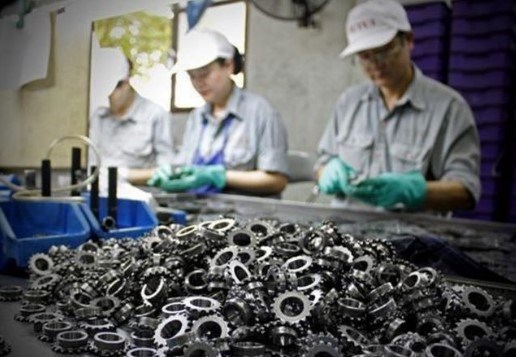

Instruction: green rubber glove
[318,157,357,195]
[157,165,226,192]
[349,170,427,210]
[147,165,193,187]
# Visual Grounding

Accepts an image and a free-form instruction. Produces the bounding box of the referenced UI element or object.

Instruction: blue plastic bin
[450,33,515,54]
[449,51,515,72]
[412,37,447,57]
[452,15,516,36]
[449,71,512,90]
[406,2,449,24]
[80,196,158,239]
[453,0,516,18]
[0,201,90,267]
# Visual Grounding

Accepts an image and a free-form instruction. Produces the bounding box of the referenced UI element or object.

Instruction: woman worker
[148,29,289,196]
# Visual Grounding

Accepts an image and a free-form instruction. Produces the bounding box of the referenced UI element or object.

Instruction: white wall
[0,0,363,168]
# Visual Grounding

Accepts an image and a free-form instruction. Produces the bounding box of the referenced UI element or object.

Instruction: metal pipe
[90,166,99,221]
[106,167,118,230]
[41,159,51,197]
[70,147,81,196]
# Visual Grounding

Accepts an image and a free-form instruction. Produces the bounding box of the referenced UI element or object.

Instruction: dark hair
[215,46,244,75]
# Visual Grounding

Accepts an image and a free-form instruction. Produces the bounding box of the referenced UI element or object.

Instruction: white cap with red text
[339,0,411,58]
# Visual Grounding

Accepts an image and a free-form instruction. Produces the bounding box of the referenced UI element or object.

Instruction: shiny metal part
[29,253,54,276]
[0,285,23,301]
[425,343,462,357]
[209,218,236,233]
[282,255,313,275]
[270,325,298,347]
[192,314,229,340]
[55,329,89,349]
[40,320,73,343]
[183,341,220,357]
[228,229,257,248]
[93,331,126,352]
[272,291,311,324]
[223,297,254,327]
[228,260,252,284]
[153,314,189,347]
[126,347,158,357]
[231,341,266,356]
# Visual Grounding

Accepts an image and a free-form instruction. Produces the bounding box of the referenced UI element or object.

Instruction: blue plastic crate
[450,33,515,54]
[414,56,447,72]
[473,106,511,126]
[0,201,90,267]
[406,2,450,24]
[460,89,513,108]
[477,124,509,142]
[411,20,448,39]
[480,176,504,196]
[412,37,448,57]
[80,196,158,239]
[453,0,516,18]
[449,70,512,90]
[480,142,506,161]
[449,51,516,72]
[451,14,516,36]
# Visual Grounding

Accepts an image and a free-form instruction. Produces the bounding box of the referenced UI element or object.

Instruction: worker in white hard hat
[148,28,289,196]
[316,0,480,213]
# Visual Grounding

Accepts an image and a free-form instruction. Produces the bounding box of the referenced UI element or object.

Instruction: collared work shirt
[175,86,289,176]
[89,94,174,169]
[317,67,481,208]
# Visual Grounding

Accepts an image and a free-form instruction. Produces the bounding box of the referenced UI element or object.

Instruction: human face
[187,60,233,106]
[356,34,413,88]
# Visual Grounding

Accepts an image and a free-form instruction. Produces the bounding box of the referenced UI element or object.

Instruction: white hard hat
[172,28,235,73]
[339,0,412,58]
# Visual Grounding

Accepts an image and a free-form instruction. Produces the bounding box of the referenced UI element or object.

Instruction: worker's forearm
[225,170,288,195]
[423,180,474,211]
[127,168,155,185]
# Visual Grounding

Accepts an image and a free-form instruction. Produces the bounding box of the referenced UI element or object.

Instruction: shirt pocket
[120,126,153,157]
[390,142,429,173]
[337,134,374,174]
[226,147,255,169]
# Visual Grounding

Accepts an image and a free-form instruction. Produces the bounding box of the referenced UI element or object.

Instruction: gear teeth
[302,333,342,357]
[272,291,312,325]
[455,318,494,349]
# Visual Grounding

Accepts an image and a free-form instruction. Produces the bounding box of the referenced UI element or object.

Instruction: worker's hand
[147,165,192,187]
[317,157,357,195]
[349,170,427,210]
[156,165,226,192]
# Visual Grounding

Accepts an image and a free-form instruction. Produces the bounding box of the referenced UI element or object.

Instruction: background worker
[148,29,288,196]
[88,46,175,185]
[316,0,480,212]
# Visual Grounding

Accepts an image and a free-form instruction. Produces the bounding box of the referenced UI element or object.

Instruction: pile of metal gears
[1,218,516,356]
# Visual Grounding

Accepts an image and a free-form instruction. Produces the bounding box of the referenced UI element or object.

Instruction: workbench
[0,193,515,356]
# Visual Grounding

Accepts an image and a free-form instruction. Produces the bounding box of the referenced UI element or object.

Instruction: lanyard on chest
[192,114,235,166]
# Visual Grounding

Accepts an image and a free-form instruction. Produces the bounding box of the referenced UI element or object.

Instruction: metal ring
[56,330,89,349]
[209,218,236,232]
[425,343,462,357]
[228,229,257,248]
[176,224,198,239]
[126,347,158,357]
